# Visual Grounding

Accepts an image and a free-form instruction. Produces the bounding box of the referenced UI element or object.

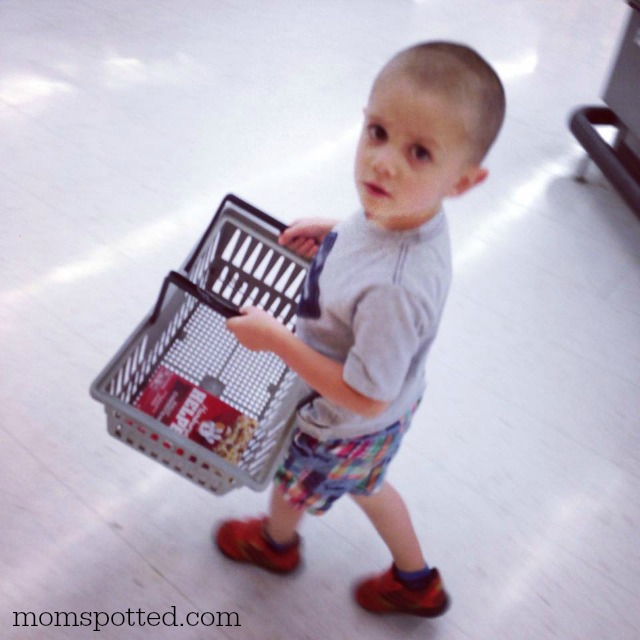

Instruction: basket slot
[278,303,293,324]
[263,255,285,287]
[231,235,253,269]
[210,266,229,296]
[218,266,241,301]
[253,248,279,281]
[220,227,242,263]
[274,262,295,292]
[233,283,248,308]
[244,286,261,307]
[225,274,243,303]
[124,357,132,388]
[241,240,263,274]
[256,290,271,309]
[285,268,307,299]
[266,296,284,318]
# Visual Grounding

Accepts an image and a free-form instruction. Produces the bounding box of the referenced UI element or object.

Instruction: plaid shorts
[273,405,416,515]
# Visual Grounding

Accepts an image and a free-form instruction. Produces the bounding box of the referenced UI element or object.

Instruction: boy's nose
[371,148,398,177]
[372,154,397,177]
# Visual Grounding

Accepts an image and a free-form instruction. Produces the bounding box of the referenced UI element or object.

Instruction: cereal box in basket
[134,366,257,464]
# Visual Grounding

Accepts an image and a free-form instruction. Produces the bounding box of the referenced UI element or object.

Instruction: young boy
[216,41,505,618]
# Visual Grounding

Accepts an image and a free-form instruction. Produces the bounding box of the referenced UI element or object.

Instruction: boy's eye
[367,124,387,142]
[411,144,431,162]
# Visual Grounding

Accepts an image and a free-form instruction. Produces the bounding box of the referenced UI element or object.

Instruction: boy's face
[354,72,487,230]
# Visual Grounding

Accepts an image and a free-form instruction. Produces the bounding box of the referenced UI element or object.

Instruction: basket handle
[150,271,241,324]
[183,194,288,273]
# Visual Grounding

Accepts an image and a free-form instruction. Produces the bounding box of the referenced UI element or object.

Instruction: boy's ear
[448,166,489,197]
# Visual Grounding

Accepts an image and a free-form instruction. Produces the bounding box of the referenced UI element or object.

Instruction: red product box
[134,366,257,463]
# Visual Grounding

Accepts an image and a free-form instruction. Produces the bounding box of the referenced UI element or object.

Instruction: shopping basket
[90,194,310,494]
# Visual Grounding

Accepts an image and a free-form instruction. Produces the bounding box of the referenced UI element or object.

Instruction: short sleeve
[343,285,430,402]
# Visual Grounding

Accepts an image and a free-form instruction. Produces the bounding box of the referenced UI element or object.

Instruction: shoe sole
[355,588,451,618]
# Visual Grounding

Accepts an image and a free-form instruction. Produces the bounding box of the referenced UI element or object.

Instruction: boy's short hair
[373,42,506,164]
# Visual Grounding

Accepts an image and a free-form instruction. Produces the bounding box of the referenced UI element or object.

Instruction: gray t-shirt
[294,209,452,441]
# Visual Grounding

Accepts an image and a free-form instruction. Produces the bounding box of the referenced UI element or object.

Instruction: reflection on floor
[2,1,639,638]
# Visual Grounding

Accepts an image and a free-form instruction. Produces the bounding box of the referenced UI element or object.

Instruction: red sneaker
[214,517,301,574]
[354,566,450,617]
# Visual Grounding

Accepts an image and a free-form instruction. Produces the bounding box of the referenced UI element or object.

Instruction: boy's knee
[350,481,390,507]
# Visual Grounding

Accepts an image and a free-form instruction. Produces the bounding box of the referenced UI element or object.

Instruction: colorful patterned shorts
[274,406,416,515]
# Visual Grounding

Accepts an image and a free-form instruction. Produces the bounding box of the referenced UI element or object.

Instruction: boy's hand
[278,218,338,259]
[226,306,288,352]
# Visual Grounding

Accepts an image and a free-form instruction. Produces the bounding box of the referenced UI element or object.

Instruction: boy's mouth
[363,181,390,198]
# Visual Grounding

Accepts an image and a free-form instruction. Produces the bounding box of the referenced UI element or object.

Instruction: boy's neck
[364,205,441,231]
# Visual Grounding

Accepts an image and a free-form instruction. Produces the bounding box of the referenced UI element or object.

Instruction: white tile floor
[1,1,639,638]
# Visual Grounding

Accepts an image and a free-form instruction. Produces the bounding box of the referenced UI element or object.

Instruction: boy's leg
[350,481,425,572]
[266,483,305,545]
[351,480,450,617]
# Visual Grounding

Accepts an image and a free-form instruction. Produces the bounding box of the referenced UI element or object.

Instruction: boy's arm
[226,306,388,418]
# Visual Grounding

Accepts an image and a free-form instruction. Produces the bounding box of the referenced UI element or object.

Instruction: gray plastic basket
[90,194,310,494]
